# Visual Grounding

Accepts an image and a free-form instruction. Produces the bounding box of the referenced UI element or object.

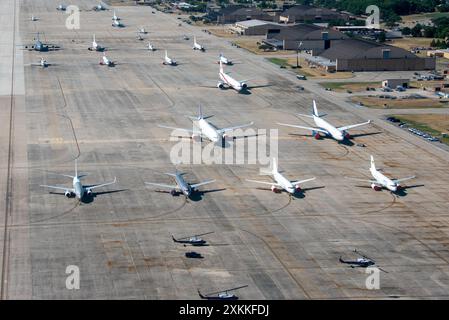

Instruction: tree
[401,26,411,35]
[411,23,422,37]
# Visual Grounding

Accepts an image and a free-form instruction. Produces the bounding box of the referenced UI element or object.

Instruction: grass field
[389,37,433,50]
[393,114,449,145]
[400,12,449,25]
[351,96,448,109]
[319,81,380,92]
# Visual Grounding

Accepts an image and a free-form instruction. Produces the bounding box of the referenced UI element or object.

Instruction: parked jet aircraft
[158,106,253,146]
[40,160,116,200]
[112,10,120,21]
[349,155,416,192]
[246,158,315,194]
[277,100,371,142]
[56,4,66,11]
[144,170,215,198]
[112,19,124,28]
[30,57,50,68]
[138,27,147,34]
[193,36,205,51]
[198,285,248,300]
[163,50,176,65]
[93,3,108,11]
[99,53,115,66]
[217,61,250,92]
[147,41,155,51]
[88,34,105,51]
[23,32,60,52]
[218,53,232,65]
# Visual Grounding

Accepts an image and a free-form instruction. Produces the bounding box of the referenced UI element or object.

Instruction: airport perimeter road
[1,2,449,299]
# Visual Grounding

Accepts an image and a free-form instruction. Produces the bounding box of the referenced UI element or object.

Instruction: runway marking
[1,0,17,300]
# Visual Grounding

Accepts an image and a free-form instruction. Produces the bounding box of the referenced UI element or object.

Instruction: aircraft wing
[346,177,378,183]
[85,177,116,190]
[277,123,328,134]
[40,185,74,192]
[145,182,178,190]
[246,179,280,187]
[291,177,316,186]
[337,120,371,132]
[190,179,215,189]
[392,176,416,183]
[218,122,254,134]
[157,125,196,134]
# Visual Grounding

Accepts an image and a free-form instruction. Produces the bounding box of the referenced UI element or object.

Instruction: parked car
[296,75,307,80]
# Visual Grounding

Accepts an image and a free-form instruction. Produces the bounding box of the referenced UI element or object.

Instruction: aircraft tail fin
[165,50,168,58]
[75,159,78,178]
[272,158,278,174]
[370,155,376,170]
[198,105,203,120]
[312,100,319,117]
[219,60,224,73]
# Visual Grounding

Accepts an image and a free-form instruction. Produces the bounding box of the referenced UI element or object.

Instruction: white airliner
[112,19,124,28]
[218,53,232,65]
[193,36,205,51]
[31,57,50,68]
[112,10,120,21]
[218,61,250,92]
[88,34,105,51]
[138,27,147,34]
[148,41,155,51]
[99,53,114,66]
[145,170,215,198]
[350,155,416,192]
[158,106,253,145]
[40,160,116,200]
[163,50,176,65]
[246,158,316,194]
[277,100,371,142]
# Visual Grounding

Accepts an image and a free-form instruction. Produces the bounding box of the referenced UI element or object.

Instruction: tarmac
[0,0,449,299]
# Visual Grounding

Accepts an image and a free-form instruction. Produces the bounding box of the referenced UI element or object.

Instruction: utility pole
[296,41,303,68]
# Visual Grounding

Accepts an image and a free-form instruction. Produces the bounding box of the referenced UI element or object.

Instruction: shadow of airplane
[188,188,226,202]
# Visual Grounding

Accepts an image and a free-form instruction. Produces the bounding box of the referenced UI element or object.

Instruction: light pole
[296,41,303,68]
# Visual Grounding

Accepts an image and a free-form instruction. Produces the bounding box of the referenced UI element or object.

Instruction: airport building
[279,5,349,23]
[231,19,282,36]
[215,6,275,24]
[317,39,436,72]
[264,23,348,51]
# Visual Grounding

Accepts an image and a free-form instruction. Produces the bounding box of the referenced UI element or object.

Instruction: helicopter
[198,285,248,300]
[339,249,388,272]
[172,232,214,246]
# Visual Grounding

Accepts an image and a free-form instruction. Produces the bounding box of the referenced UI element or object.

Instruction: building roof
[218,5,267,17]
[235,19,276,28]
[281,5,343,18]
[268,24,348,41]
[320,39,417,60]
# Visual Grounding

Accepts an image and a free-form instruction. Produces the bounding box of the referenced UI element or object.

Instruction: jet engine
[312,130,321,139]
[217,82,224,89]
[87,189,93,195]
[342,131,351,139]
[295,185,302,192]
[371,183,382,191]
[170,189,177,196]
[271,185,281,193]
[241,83,247,89]
[64,190,72,198]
